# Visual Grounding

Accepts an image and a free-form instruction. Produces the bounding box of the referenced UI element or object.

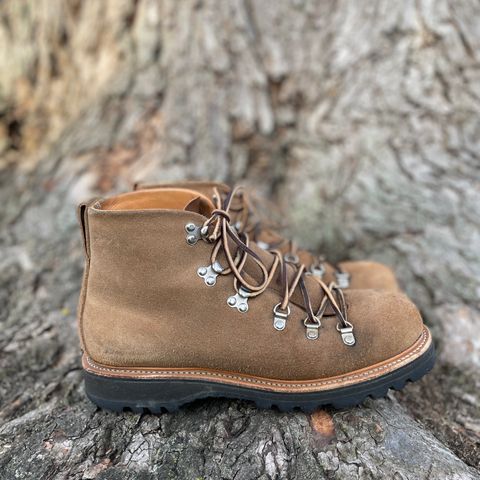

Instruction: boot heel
[84,371,209,413]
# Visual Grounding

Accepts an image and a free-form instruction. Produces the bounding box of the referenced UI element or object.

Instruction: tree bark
[0,1,479,479]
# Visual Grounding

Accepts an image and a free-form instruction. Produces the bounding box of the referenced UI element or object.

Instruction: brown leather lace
[200,186,354,340]
[217,186,348,280]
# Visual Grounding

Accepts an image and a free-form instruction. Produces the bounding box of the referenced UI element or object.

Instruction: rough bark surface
[0,1,479,479]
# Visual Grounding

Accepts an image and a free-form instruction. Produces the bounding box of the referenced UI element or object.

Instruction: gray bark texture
[0,0,479,479]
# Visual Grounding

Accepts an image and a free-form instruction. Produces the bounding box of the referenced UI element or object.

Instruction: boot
[77,188,434,412]
[133,181,399,291]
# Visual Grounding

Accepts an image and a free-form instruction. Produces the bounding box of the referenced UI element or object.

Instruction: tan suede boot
[133,181,399,291]
[78,188,434,412]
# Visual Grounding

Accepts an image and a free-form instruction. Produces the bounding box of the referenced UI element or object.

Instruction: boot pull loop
[77,199,98,260]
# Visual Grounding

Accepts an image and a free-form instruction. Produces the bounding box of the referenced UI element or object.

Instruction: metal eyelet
[227,287,251,313]
[310,264,325,278]
[284,253,299,264]
[337,322,355,346]
[197,261,224,286]
[304,316,321,340]
[335,272,350,289]
[273,303,290,331]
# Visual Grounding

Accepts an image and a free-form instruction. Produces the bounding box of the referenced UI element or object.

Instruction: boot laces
[195,186,354,344]
[215,187,349,287]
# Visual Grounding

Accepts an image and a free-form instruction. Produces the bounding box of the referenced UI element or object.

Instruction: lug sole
[83,342,435,413]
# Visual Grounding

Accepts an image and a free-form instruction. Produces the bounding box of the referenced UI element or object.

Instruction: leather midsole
[82,326,431,393]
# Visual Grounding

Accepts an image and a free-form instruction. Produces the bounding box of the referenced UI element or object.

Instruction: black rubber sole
[84,342,435,413]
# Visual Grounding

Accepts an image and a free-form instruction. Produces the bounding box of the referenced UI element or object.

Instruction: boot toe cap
[343,289,425,369]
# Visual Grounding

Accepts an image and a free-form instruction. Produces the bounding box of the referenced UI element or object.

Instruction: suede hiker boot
[133,181,399,291]
[77,187,434,412]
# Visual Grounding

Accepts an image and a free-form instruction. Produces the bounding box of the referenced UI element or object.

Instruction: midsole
[82,326,431,393]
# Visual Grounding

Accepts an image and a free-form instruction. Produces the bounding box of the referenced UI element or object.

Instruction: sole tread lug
[84,343,435,413]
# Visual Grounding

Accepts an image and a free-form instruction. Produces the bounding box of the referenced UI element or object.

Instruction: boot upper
[78,188,424,381]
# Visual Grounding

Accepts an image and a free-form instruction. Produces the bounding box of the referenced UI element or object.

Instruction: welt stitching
[85,330,429,388]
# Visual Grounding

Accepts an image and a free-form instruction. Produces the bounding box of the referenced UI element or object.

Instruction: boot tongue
[184,193,215,216]
[253,243,324,308]
[223,236,324,311]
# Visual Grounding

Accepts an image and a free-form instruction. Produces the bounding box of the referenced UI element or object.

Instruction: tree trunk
[1,1,479,479]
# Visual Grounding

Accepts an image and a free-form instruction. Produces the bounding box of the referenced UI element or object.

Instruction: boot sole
[83,333,435,413]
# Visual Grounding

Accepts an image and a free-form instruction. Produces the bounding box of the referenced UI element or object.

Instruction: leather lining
[100,188,214,213]
[83,326,431,393]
